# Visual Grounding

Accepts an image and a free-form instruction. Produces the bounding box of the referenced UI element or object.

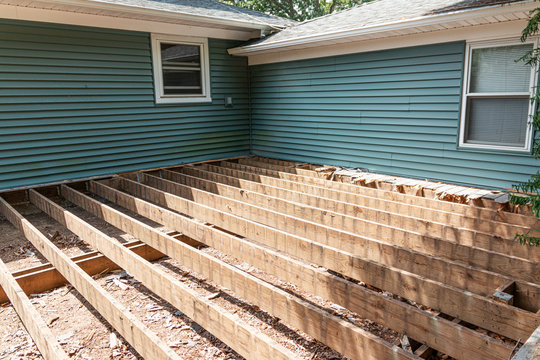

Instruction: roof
[83,0,295,28]
[230,0,533,53]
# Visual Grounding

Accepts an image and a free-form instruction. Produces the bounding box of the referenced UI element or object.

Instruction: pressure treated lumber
[27,189,303,360]
[60,185,415,360]
[138,172,535,301]
[192,163,533,261]
[102,177,539,341]
[225,159,539,230]
[167,168,538,283]
[0,196,182,360]
[0,241,163,304]
[87,180,514,360]
[0,257,69,360]
[203,163,536,262]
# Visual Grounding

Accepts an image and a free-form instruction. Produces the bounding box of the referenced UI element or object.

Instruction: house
[0,2,539,360]
[0,0,538,191]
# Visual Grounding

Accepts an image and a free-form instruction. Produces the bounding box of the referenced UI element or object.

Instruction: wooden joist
[87,180,514,360]
[0,256,69,360]
[102,176,539,341]
[0,196,182,360]
[199,163,535,261]
[59,184,416,360]
[0,240,164,304]
[224,160,539,229]
[166,168,538,283]
[137,172,539,305]
[26,189,305,360]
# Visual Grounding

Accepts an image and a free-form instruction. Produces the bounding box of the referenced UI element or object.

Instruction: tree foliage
[511,7,540,246]
[220,0,369,21]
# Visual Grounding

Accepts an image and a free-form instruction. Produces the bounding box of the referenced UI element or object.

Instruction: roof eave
[228,0,537,55]
[40,0,286,31]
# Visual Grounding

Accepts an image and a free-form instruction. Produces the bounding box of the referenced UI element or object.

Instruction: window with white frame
[460,39,537,151]
[151,34,211,104]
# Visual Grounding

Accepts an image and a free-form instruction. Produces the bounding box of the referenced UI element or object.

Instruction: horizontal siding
[249,41,540,189]
[0,19,250,190]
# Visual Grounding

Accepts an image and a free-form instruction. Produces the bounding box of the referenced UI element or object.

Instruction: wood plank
[138,172,532,301]
[0,196,182,360]
[199,163,535,261]
[225,160,539,230]
[87,180,513,360]
[512,325,540,360]
[190,164,528,259]
[60,184,415,360]
[27,189,302,360]
[0,241,164,304]
[100,177,539,341]
[0,257,69,360]
[169,168,539,283]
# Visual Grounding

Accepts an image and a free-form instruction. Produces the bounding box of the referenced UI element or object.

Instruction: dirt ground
[0,194,510,360]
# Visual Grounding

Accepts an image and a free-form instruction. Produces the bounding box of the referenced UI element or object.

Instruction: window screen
[160,43,202,95]
[462,43,534,149]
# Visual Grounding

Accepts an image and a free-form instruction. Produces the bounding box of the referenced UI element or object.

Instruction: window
[460,39,537,151]
[151,34,211,104]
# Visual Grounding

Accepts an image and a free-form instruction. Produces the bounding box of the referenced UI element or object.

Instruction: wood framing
[100,176,539,341]
[59,184,415,360]
[134,172,540,306]
[26,189,308,360]
[163,168,537,283]
[87,179,514,359]
[224,160,539,229]
[0,240,164,304]
[0,196,183,360]
[192,163,533,260]
[0,256,69,360]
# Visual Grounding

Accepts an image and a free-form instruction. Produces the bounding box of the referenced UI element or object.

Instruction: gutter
[229,0,537,55]
[36,0,289,31]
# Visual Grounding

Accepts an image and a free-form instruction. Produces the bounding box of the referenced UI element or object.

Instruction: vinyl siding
[249,41,540,189]
[0,19,249,190]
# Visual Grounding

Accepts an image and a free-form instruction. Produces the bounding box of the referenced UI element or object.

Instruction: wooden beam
[101,177,539,341]
[27,189,302,360]
[0,257,69,360]
[166,168,539,284]
[224,160,539,230]
[198,163,535,261]
[138,172,535,302]
[60,184,415,360]
[87,180,514,360]
[0,196,182,360]
[0,241,164,304]
[512,325,540,360]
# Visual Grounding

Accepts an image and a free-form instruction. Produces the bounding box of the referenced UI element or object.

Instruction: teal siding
[249,42,540,189]
[0,19,249,190]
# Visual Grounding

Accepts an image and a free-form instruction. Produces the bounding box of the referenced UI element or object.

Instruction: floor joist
[100,176,539,341]
[86,179,514,360]
[59,184,415,360]
[226,159,539,230]
[190,163,533,261]
[0,252,69,360]
[0,196,182,360]
[162,167,538,284]
[134,171,540,308]
[26,188,306,360]
[198,162,536,262]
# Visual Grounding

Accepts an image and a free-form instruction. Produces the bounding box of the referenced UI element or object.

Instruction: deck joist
[0,157,538,360]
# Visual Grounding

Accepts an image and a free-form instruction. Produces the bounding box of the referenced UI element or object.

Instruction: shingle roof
[250,0,529,45]
[85,0,296,28]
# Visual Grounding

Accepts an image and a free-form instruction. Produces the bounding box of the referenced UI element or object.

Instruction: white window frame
[151,33,211,104]
[459,38,538,152]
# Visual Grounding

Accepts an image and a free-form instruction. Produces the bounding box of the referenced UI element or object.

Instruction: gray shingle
[251,0,528,45]
[87,0,295,28]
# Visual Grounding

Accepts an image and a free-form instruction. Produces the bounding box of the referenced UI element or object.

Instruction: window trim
[459,38,538,152]
[151,33,211,104]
